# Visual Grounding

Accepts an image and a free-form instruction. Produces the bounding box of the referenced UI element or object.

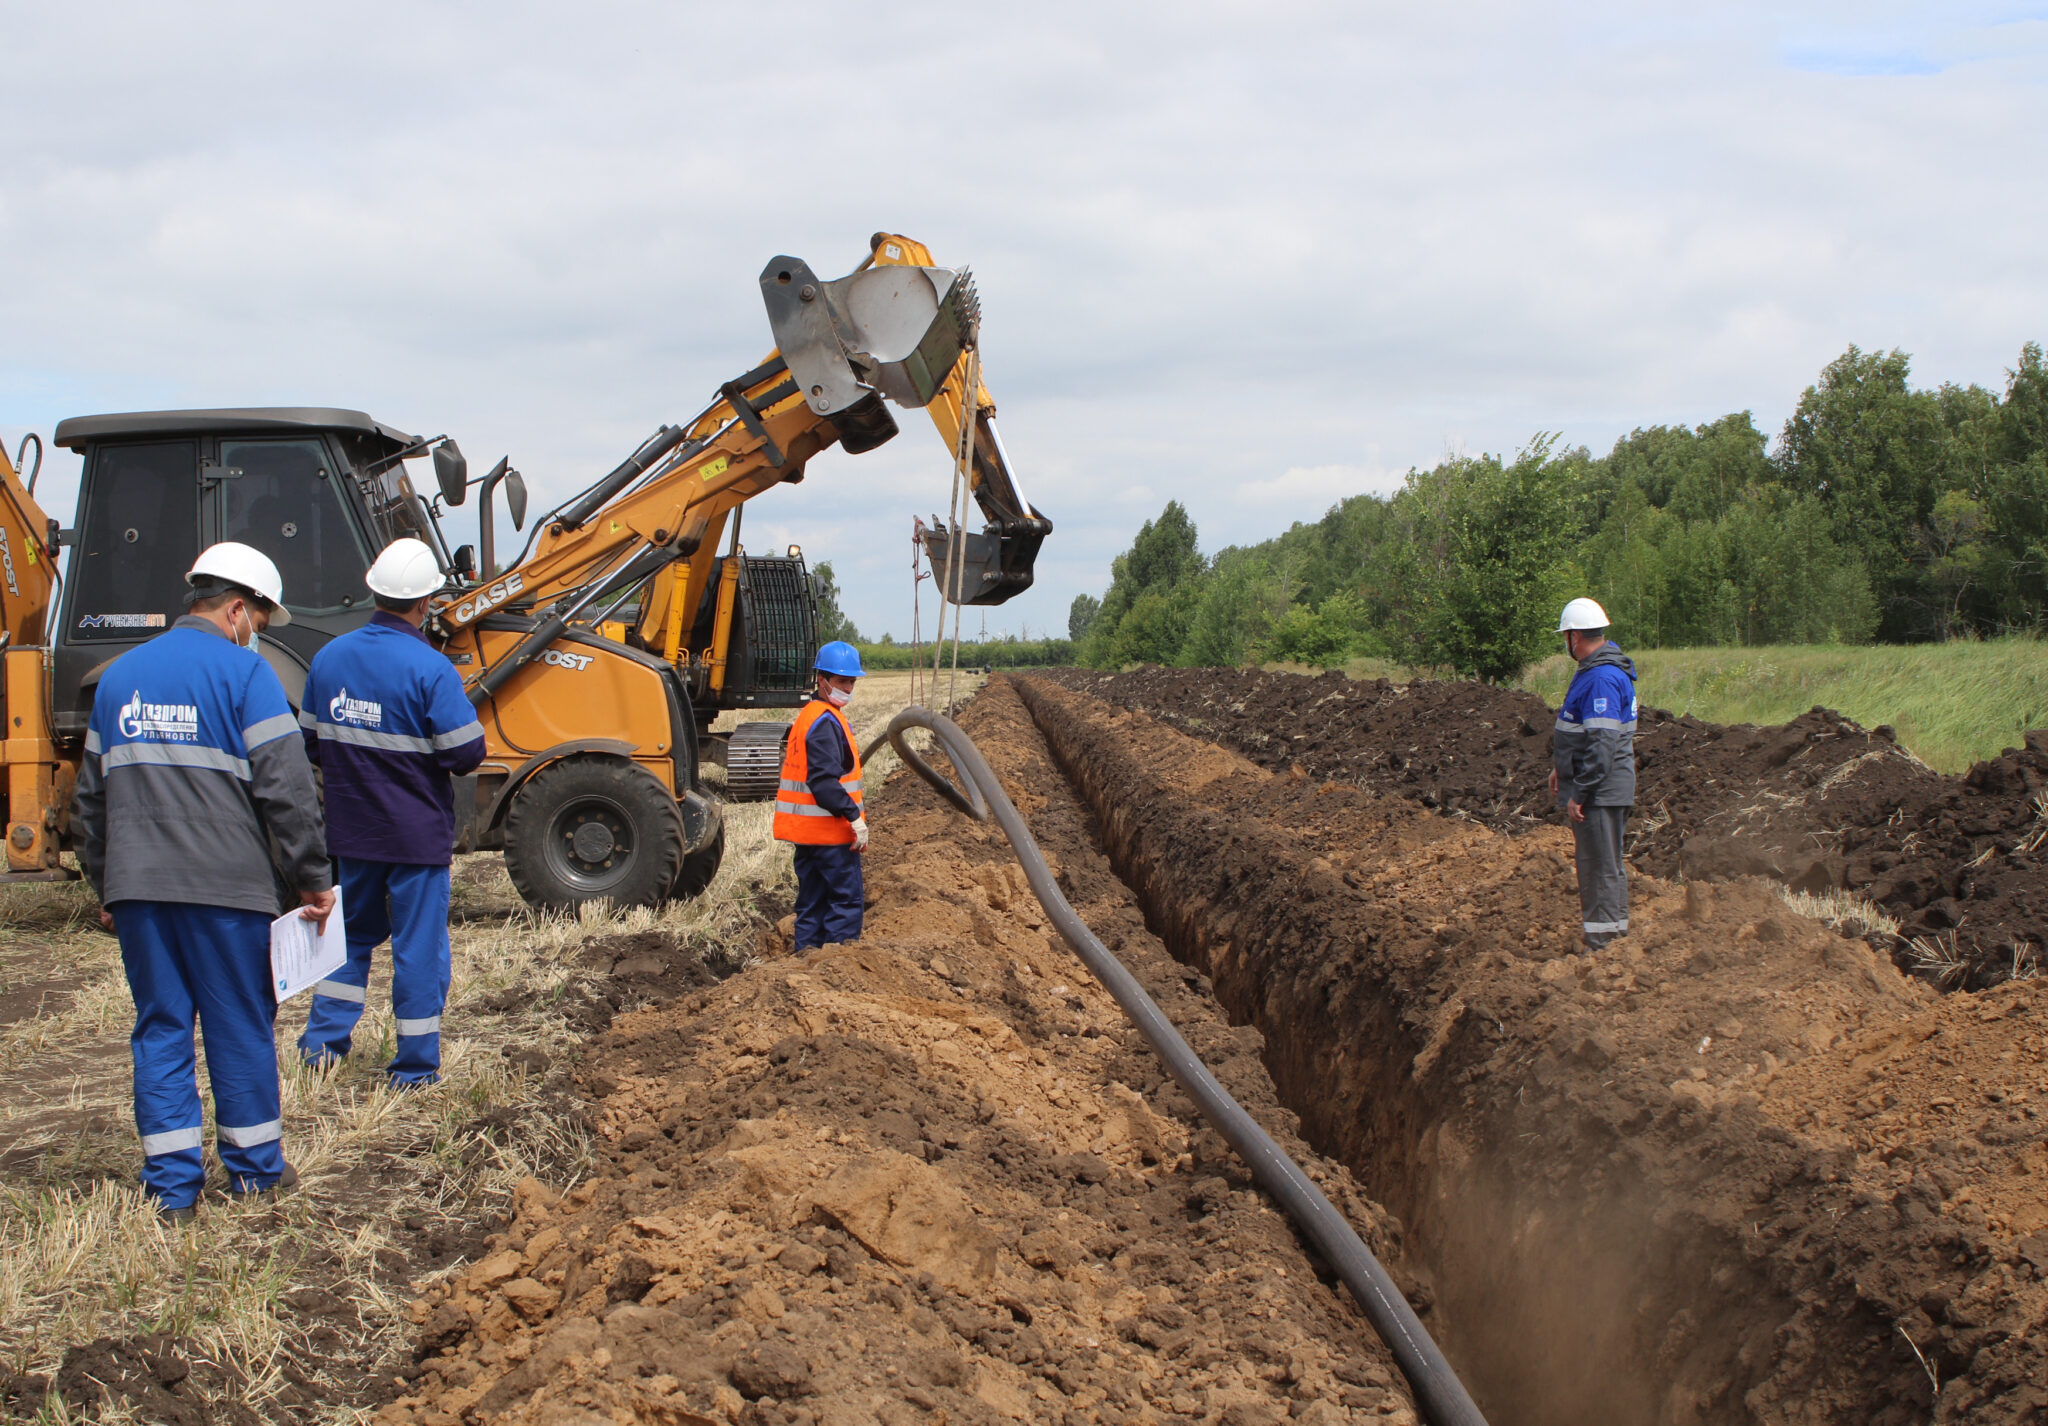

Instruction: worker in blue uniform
[73,542,334,1222]
[773,642,868,952]
[297,539,486,1086]
[1548,597,1639,954]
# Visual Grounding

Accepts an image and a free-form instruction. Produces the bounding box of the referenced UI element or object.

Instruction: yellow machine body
[0,441,73,880]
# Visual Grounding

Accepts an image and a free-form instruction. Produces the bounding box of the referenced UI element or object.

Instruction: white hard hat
[187,542,290,626]
[365,538,445,600]
[1557,597,1610,633]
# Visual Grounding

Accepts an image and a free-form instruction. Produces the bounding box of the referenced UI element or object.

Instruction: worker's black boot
[228,1162,299,1200]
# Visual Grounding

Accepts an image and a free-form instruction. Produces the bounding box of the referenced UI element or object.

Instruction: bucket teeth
[948,267,981,341]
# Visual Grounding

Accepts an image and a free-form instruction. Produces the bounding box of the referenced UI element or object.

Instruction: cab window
[219,439,372,613]
[70,441,199,641]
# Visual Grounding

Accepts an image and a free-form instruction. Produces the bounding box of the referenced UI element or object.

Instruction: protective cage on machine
[704,553,815,803]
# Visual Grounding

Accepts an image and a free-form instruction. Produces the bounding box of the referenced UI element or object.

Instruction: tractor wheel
[503,757,685,913]
[670,823,726,901]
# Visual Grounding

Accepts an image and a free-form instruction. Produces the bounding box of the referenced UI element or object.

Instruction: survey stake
[271,888,346,1002]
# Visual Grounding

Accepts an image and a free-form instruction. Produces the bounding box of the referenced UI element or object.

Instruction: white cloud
[4,2,2045,639]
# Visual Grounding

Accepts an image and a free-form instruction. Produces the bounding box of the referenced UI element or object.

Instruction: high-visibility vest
[772,701,863,845]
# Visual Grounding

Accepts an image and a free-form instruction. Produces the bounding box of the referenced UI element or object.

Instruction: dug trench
[1012,675,2048,1424]
[383,678,1429,1426]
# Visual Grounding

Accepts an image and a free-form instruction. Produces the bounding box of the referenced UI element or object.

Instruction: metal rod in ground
[873,705,1493,1426]
[933,451,964,705]
[948,346,980,714]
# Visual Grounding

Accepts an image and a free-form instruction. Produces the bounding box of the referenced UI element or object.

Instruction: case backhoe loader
[0,233,1050,911]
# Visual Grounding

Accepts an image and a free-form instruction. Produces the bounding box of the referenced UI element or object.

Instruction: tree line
[1068,343,2048,681]
[811,562,1078,669]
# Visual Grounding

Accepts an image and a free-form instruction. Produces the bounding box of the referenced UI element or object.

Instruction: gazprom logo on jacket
[328,687,384,728]
[118,690,199,742]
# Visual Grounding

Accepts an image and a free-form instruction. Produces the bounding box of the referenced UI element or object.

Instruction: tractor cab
[48,408,461,735]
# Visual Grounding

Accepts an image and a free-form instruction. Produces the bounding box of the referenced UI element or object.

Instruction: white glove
[850,815,869,852]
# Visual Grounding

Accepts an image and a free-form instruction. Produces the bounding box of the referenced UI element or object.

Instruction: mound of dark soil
[1049,667,2048,990]
[1,1334,268,1426]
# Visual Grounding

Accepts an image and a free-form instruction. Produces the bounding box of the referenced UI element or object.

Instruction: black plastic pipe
[873,706,1492,1426]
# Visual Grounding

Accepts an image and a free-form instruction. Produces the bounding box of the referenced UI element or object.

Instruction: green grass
[1516,637,2048,774]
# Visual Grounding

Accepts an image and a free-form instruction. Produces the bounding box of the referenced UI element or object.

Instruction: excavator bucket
[761,246,1052,606]
[760,256,977,417]
[921,517,1048,607]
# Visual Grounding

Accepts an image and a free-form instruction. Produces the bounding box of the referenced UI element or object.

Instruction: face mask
[825,685,852,708]
[233,605,259,652]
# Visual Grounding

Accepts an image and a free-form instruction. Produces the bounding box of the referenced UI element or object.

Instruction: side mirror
[452,544,477,577]
[505,469,528,531]
[433,440,468,506]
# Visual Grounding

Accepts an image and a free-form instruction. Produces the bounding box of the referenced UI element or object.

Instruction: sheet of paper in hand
[271,887,347,1002]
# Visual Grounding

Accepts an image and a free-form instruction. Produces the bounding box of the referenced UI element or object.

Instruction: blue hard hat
[815,641,865,677]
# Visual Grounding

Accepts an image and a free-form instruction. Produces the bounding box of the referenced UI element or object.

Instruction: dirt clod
[729,1339,813,1399]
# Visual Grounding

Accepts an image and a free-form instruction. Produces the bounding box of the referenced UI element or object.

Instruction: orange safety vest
[772,701,864,845]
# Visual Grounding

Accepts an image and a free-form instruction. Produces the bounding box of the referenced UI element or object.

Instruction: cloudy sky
[3,3,2043,640]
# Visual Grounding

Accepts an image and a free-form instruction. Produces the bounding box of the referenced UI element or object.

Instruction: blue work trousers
[297,858,451,1085]
[793,843,864,951]
[113,900,285,1209]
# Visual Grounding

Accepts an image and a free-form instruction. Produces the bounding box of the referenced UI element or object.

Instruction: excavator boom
[444,235,1051,705]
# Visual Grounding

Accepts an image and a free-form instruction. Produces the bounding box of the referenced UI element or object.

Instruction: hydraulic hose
[872,706,1491,1426]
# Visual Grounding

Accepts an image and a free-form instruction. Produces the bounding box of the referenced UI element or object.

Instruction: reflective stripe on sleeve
[395,1016,441,1036]
[314,979,367,1003]
[84,728,101,755]
[243,712,301,748]
[1553,717,1577,733]
[140,1125,204,1155]
[216,1118,283,1147]
[1583,919,1630,934]
[432,721,485,750]
[299,708,320,730]
[317,723,437,754]
[103,742,251,780]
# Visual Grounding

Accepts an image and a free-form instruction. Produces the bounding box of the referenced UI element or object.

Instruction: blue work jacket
[1552,643,1638,808]
[75,616,329,913]
[302,612,487,865]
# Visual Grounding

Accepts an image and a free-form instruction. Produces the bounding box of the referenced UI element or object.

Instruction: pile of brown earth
[1016,675,2048,1425]
[377,683,1427,1426]
[1049,667,2048,990]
